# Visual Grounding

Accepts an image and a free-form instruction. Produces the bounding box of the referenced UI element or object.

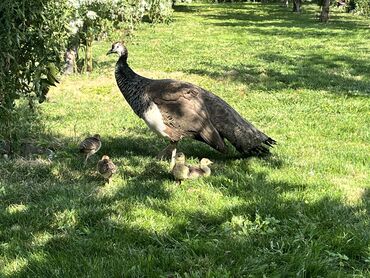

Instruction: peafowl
[107,42,276,158]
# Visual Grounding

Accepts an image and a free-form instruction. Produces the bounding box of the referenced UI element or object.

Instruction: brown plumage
[79,134,101,165]
[107,42,276,158]
[97,155,117,183]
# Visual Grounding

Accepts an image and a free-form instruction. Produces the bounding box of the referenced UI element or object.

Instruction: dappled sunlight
[1,257,29,277]
[5,204,28,215]
[31,232,54,248]
[52,209,79,231]
[127,207,175,233]
[0,2,369,276]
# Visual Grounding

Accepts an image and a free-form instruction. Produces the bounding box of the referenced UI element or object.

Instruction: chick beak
[106,49,113,55]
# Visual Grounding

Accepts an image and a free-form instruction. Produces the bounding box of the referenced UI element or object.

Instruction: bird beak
[106,49,113,55]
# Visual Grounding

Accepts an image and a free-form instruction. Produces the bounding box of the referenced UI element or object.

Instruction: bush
[68,0,173,72]
[0,0,71,117]
[348,0,370,15]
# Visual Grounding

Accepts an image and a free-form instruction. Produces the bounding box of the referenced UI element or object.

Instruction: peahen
[107,42,276,158]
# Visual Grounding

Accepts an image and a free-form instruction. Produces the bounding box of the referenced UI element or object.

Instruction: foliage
[348,0,370,16]
[0,0,71,118]
[148,0,174,22]
[68,0,173,72]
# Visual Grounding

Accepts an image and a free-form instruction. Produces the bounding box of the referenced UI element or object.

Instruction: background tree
[293,0,302,12]
[320,0,331,21]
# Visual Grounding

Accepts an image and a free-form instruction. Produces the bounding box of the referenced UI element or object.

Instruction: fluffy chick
[79,134,101,165]
[97,155,117,183]
[188,158,213,178]
[171,152,190,183]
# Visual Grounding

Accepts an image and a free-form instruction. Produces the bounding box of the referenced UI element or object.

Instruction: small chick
[171,152,190,183]
[97,155,117,183]
[188,158,213,178]
[79,134,101,165]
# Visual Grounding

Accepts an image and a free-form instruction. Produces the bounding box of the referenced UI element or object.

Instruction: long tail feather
[204,91,276,156]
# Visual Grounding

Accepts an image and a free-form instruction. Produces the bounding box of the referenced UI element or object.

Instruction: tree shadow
[173,5,200,13]
[1,4,369,276]
[1,135,369,276]
[186,52,370,97]
[202,3,369,33]
[179,3,370,98]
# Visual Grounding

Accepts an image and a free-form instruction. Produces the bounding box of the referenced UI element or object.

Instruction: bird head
[175,152,186,163]
[101,155,110,162]
[106,42,127,57]
[200,158,213,166]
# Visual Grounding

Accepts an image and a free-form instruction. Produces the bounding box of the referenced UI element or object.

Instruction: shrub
[0,0,71,116]
[68,0,173,72]
[348,0,370,16]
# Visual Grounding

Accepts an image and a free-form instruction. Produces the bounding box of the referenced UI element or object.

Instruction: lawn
[1,2,369,277]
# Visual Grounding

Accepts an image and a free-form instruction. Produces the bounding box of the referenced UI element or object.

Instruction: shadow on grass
[93,59,113,71]
[0,107,368,276]
[1,146,368,276]
[176,3,369,97]
[173,4,200,13]
[186,51,370,97]
[0,5,369,274]
[202,3,369,34]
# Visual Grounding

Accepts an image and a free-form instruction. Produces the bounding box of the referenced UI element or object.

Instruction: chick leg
[169,148,177,171]
[84,154,90,166]
[156,141,177,160]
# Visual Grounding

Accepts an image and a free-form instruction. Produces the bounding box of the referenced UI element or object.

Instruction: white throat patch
[142,103,169,138]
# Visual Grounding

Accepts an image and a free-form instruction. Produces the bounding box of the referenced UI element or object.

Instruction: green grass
[1,3,370,277]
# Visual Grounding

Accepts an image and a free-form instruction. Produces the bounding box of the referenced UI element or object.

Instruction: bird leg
[84,154,90,166]
[169,148,177,171]
[156,141,177,160]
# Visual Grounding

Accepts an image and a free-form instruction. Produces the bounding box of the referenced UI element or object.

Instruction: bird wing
[146,79,226,152]
[188,166,204,178]
[97,160,116,175]
[202,90,276,155]
[107,161,117,173]
[97,160,107,174]
[79,137,100,152]
[172,164,190,180]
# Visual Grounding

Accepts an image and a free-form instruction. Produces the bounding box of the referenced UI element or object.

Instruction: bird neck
[115,56,151,117]
[116,55,137,80]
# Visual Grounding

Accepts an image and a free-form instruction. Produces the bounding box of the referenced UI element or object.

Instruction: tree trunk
[64,49,76,74]
[292,0,301,12]
[320,0,330,22]
[85,37,93,72]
